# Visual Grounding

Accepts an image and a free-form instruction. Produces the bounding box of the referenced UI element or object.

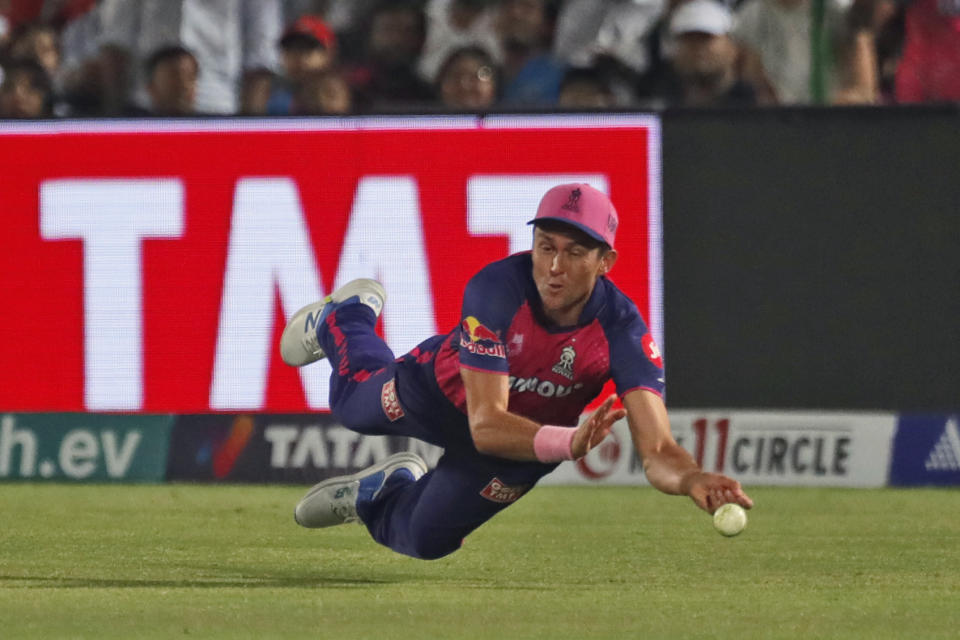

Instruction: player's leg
[294,448,551,559]
[280,279,427,439]
[357,451,554,559]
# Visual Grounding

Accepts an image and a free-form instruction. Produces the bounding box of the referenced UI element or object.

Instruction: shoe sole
[294,451,428,527]
[280,278,387,367]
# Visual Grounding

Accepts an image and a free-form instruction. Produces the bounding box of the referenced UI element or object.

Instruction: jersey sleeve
[605,302,666,398]
[456,267,522,374]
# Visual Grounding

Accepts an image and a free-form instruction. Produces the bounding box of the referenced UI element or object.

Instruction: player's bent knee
[407,535,462,560]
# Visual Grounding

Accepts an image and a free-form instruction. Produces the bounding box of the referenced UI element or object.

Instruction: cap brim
[527,217,609,246]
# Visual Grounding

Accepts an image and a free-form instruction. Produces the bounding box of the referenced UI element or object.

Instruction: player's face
[531,227,617,326]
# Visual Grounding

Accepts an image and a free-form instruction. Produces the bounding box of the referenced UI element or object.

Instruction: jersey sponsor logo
[551,345,576,380]
[460,341,507,358]
[642,333,663,368]
[380,378,405,422]
[461,316,501,343]
[479,477,530,503]
[459,316,506,358]
[509,375,584,398]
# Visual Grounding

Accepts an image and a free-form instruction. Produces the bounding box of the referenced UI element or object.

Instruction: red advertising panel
[0,115,661,412]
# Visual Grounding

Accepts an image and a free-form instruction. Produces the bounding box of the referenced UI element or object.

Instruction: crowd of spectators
[0,0,957,119]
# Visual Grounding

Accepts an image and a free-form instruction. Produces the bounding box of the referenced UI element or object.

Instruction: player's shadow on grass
[0,574,402,589]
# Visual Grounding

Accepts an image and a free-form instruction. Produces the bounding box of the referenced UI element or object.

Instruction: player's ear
[599,249,618,275]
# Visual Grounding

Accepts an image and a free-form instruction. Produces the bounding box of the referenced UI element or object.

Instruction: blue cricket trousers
[317,304,557,560]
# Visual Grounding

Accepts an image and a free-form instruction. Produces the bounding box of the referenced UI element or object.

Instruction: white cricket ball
[713,503,747,537]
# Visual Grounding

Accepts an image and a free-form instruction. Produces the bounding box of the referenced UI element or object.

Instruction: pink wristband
[533,425,577,463]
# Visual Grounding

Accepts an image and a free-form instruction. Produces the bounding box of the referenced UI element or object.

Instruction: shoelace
[304,331,322,357]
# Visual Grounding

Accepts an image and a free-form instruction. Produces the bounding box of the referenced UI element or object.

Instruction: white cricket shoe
[294,452,428,528]
[279,278,386,367]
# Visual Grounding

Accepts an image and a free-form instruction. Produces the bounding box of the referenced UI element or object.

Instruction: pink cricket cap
[527,183,618,248]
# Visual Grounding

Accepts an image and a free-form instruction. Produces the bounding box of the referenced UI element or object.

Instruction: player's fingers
[704,492,718,514]
[606,408,626,425]
[717,478,754,509]
[592,396,614,422]
[590,425,612,448]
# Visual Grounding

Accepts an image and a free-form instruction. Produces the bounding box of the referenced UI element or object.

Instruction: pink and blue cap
[527,183,618,248]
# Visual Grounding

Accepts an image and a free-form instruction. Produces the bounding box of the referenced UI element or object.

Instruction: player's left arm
[622,389,754,513]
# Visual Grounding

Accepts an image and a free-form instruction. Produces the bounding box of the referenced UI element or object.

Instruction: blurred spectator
[419,0,499,82]
[345,0,434,111]
[95,0,283,115]
[894,0,960,103]
[292,67,352,114]
[0,57,51,117]
[733,0,878,104]
[554,0,666,78]
[6,20,76,114]
[7,21,57,78]
[557,67,616,108]
[495,0,566,105]
[253,14,336,115]
[641,0,759,107]
[54,0,104,115]
[127,44,198,116]
[436,44,498,110]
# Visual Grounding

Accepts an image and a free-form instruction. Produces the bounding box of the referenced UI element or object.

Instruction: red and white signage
[543,410,898,488]
[0,115,661,412]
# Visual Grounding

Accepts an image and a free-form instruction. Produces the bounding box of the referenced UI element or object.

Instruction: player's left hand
[683,471,754,514]
[571,395,625,459]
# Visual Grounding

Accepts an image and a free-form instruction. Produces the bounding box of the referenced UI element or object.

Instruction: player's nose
[550,254,563,274]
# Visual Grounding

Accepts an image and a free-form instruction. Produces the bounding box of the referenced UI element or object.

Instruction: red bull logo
[461,316,501,343]
[459,316,506,358]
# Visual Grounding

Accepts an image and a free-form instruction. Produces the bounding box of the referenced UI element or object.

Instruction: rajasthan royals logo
[551,345,576,380]
[561,188,581,213]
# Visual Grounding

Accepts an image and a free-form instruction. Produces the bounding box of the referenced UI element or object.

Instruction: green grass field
[0,484,957,639]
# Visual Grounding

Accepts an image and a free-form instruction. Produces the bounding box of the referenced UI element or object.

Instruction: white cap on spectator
[669,0,733,36]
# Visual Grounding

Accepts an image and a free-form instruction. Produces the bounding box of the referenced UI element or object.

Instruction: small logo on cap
[607,213,618,234]
[561,188,581,213]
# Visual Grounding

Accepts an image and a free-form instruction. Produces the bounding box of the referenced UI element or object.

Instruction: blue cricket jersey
[401,253,665,428]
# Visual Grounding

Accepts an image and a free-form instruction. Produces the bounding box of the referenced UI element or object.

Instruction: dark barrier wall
[662,107,960,411]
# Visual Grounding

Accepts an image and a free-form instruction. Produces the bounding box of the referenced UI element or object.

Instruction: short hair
[144,45,198,78]
[559,67,613,97]
[0,58,53,116]
[532,219,610,254]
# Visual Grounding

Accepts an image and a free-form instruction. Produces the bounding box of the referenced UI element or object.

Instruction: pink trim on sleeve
[458,363,509,375]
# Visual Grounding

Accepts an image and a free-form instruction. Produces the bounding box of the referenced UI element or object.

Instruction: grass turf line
[0,484,957,639]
